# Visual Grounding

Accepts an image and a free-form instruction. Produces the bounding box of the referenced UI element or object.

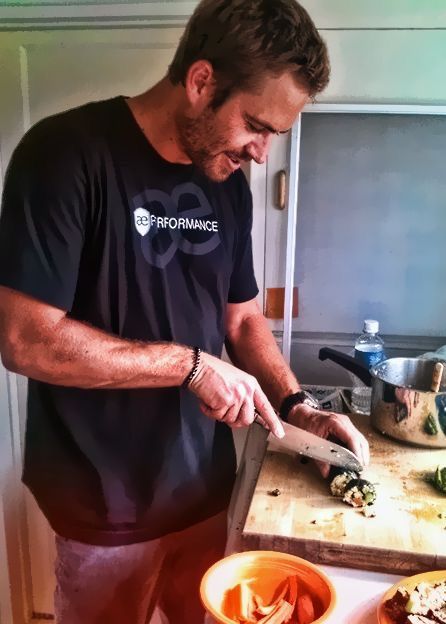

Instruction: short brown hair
[168,0,330,106]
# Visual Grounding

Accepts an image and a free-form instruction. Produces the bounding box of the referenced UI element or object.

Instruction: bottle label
[354,348,385,370]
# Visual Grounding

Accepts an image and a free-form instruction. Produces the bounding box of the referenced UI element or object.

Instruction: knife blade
[256,419,363,472]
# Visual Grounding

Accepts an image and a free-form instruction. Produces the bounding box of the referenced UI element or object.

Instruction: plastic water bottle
[351,319,385,415]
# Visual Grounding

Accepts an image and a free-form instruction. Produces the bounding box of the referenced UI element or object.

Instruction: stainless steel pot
[319,348,446,448]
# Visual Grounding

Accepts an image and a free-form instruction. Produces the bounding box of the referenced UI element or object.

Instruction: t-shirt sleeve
[0,116,89,311]
[227,175,259,304]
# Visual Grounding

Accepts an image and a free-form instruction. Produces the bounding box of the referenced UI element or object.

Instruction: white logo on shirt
[133,208,219,234]
[134,207,151,236]
[132,183,221,269]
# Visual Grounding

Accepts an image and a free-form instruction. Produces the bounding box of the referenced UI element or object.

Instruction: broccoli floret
[432,466,446,494]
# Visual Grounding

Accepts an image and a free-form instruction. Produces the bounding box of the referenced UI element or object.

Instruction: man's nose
[246,134,273,165]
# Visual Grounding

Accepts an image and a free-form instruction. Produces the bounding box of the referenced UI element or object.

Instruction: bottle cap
[364,319,379,334]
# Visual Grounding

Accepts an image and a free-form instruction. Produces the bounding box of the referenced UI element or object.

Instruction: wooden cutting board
[241,414,446,575]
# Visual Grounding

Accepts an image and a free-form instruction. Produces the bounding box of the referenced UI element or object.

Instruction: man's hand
[287,404,370,478]
[188,351,285,439]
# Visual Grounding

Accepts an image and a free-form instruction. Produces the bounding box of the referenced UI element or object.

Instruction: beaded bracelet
[182,346,202,388]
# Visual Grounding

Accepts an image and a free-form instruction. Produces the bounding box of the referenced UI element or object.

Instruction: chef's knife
[255,418,363,473]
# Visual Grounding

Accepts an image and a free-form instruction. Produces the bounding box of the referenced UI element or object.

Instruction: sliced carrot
[270,578,290,605]
[223,582,255,623]
[295,593,315,624]
[224,576,314,624]
[222,584,238,620]
[286,575,299,610]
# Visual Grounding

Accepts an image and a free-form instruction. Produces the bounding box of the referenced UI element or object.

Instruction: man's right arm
[0,286,192,389]
[0,286,284,437]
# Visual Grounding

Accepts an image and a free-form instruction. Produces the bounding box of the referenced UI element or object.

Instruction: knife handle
[253,410,269,430]
[254,408,283,431]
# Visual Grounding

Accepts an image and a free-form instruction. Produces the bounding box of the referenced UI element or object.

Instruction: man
[0,0,369,622]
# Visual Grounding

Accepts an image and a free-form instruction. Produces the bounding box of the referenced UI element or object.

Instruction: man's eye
[246,121,263,133]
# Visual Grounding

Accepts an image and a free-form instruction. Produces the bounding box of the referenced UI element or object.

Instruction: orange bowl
[377,569,446,624]
[200,550,336,624]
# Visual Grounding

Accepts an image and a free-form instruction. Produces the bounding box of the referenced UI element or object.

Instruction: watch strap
[279,390,319,422]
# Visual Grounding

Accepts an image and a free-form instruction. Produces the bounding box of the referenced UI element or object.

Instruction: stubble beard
[177,108,233,183]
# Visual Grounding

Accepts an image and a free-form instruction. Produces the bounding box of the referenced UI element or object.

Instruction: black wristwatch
[279,390,319,422]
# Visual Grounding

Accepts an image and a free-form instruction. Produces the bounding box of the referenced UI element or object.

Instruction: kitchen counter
[225,409,434,623]
[319,565,403,623]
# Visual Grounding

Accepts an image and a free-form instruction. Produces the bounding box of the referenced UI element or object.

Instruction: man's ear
[184,60,216,108]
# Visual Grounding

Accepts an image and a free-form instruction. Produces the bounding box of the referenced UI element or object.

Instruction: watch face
[301,391,319,409]
[303,397,319,409]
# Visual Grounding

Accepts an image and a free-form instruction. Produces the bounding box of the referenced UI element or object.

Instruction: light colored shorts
[54,511,227,624]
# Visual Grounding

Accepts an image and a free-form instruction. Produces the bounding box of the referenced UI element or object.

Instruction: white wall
[2,0,446,29]
[305,0,446,29]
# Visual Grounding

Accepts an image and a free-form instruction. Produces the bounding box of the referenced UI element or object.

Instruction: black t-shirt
[0,97,258,545]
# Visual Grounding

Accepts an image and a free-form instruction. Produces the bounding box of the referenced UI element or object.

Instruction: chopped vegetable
[224,580,256,621]
[257,599,293,623]
[268,489,281,497]
[423,414,438,436]
[239,581,255,621]
[296,594,315,624]
[222,574,317,623]
[328,465,378,513]
[362,505,376,518]
[287,575,298,610]
[329,470,358,497]
[384,580,446,624]
[431,466,446,494]
[437,396,446,435]
[343,478,377,507]
[270,578,290,606]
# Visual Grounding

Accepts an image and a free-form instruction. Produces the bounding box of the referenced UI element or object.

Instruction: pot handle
[318,347,372,387]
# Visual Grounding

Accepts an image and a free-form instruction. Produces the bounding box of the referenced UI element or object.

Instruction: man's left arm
[225,298,369,475]
[226,299,299,409]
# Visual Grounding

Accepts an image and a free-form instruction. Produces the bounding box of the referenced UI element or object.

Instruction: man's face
[177,71,309,182]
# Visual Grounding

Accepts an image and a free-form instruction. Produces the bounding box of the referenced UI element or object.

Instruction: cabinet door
[0,26,185,620]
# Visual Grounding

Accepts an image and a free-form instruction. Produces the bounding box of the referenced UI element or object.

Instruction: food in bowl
[383,579,446,623]
[200,551,335,624]
[223,574,315,623]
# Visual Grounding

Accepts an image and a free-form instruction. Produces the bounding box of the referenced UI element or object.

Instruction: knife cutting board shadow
[241,414,446,575]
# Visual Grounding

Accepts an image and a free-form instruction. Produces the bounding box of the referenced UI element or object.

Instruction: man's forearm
[3,313,192,389]
[225,312,300,411]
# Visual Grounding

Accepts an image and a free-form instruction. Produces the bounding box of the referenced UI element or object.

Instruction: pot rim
[370,357,446,394]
